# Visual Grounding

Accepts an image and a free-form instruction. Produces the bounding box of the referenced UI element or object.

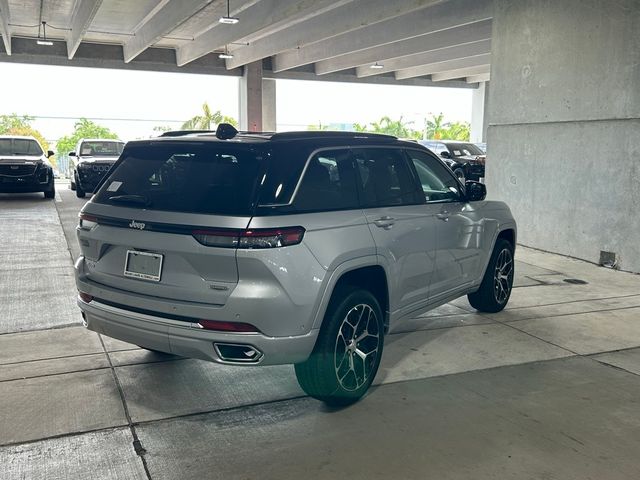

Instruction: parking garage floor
[1,183,639,479]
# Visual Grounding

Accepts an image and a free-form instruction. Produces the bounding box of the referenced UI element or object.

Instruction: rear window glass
[0,138,43,156]
[94,143,264,216]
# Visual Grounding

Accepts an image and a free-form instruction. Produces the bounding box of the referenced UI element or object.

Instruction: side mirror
[69,152,76,157]
[440,151,451,159]
[47,150,55,158]
[465,181,486,201]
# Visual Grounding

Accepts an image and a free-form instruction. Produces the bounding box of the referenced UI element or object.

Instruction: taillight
[198,319,260,333]
[193,227,305,249]
[78,291,93,303]
[79,213,98,230]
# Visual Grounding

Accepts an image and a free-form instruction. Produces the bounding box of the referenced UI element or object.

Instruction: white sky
[0,62,473,144]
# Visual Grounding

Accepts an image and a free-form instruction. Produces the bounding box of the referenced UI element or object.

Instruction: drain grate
[563,278,588,285]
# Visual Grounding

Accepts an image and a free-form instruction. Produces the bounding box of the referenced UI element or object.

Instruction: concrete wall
[487,0,640,272]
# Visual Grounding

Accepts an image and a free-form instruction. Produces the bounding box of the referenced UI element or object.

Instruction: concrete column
[262,78,277,132]
[239,61,263,132]
[470,81,488,142]
[487,0,640,272]
[239,61,277,132]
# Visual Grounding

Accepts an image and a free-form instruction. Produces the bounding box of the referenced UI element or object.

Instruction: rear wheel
[468,238,514,312]
[453,168,466,183]
[295,288,384,406]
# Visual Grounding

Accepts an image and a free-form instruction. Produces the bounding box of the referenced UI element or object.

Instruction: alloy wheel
[334,303,381,392]
[494,248,514,304]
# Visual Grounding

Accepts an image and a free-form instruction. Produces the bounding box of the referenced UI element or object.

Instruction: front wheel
[44,180,55,199]
[295,288,384,406]
[468,238,514,312]
[453,168,466,184]
[76,177,86,198]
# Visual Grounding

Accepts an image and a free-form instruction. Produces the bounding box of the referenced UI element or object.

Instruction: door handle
[373,216,396,229]
[436,211,450,222]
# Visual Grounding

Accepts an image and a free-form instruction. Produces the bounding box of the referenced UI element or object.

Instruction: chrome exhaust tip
[214,343,263,363]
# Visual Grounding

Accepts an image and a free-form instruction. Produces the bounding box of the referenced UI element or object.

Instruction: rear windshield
[94,143,264,216]
[80,141,124,156]
[0,138,43,156]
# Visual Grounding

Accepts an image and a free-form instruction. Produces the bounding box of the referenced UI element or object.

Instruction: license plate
[124,250,163,282]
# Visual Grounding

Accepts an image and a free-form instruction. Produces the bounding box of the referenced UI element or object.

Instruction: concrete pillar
[486,0,640,272]
[239,62,277,132]
[262,78,277,132]
[470,81,488,142]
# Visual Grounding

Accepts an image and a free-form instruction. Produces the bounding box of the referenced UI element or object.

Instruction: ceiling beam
[0,0,11,55]
[466,73,490,83]
[356,38,491,78]
[431,64,491,82]
[314,20,492,76]
[395,54,491,80]
[273,0,492,74]
[225,0,449,70]
[177,0,353,67]
[67,0,104,60]
[124,0,213,63]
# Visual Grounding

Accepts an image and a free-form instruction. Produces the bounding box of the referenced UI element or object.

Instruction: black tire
[295,288,384,406]
[44,187,55,199]
[70,177,76,190]
[76,177,86,198]
[468,238,514,313]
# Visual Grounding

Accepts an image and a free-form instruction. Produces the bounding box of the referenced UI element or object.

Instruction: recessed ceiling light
[370,62,384,69]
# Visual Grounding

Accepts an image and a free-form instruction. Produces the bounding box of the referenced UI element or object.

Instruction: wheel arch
[312,260,390,333]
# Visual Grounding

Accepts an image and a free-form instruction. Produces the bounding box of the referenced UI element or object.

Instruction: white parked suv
[75,125,516,405]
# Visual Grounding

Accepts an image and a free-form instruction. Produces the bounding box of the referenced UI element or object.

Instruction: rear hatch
[78,140,266,306]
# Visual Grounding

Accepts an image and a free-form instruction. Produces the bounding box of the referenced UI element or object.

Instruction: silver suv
[75,125,516,405]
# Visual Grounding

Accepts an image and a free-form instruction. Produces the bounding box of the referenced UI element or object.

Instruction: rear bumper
[79,296,319,365]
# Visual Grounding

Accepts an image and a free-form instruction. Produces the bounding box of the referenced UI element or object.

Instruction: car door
[353,147,439,318]
[405,148,483,300]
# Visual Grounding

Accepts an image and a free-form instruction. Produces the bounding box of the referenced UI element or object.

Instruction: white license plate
[124,250,163,282]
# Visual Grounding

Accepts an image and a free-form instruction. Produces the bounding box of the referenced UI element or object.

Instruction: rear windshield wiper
[108,194,151,207]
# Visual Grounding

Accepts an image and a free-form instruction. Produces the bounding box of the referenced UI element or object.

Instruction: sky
[0,62,473,144]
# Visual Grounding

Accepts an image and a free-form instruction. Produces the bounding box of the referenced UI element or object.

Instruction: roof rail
[159,130,216,137]
[269,131,397,141]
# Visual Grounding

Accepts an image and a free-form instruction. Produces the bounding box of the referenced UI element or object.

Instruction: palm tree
[424,113,446,139]
[181,102,237,130]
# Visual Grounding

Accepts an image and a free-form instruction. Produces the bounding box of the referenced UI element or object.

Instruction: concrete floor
[1,182,639,479]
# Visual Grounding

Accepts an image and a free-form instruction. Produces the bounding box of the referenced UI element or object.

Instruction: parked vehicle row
[419,140,486,183]
[0,136,56,198]
[75,125,516,405]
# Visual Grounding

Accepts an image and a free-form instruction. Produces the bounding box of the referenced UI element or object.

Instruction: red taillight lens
[78,291,93,303]
[193,227,305,249]
[198,319,260,333]
[79,213,98,230]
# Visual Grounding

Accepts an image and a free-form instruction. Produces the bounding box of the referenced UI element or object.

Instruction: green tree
[0,114,51,153]
[352,116,421,139]
[56,118,119,156]
[441,121,471,141]
[182,102,238,130]
[307,122,329,131]
[424,113,447,139]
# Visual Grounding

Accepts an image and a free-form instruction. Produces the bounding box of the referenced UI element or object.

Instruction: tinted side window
[292,149,359,212]
[405,149,462,203]
[353,147,423,207]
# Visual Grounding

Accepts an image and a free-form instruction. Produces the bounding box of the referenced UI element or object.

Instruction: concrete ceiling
[0,0,492,86]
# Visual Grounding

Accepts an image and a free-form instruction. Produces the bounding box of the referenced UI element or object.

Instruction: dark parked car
[0,136,56,199]
[420,140,486,182]
[69,139,124,198]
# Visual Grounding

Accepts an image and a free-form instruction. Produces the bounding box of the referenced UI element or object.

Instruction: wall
[487,0,640,272]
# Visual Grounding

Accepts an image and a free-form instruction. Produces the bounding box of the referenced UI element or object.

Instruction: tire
[76,177,86,198]
[295,288,384,406]
[70,177,76,191]
[453,168,466,184]
[44,186,55,199]
[468,238,514,313]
